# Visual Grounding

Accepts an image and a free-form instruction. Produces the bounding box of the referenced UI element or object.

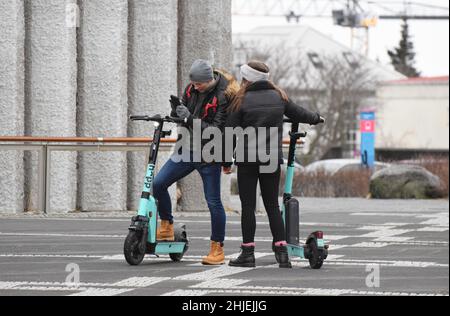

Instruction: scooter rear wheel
[169,226,189,262]
[169,247,187,262]
[124,231,146,266]
[307,239,324,270]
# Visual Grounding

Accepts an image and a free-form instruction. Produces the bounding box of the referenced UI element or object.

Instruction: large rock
[370,165,445,199]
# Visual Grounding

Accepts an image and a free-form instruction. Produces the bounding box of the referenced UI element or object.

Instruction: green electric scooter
[282,119,329,269]
[124,114,189,266]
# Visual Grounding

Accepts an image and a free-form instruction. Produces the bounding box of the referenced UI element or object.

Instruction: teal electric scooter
[124,114,189,266]
[282,119,329,269]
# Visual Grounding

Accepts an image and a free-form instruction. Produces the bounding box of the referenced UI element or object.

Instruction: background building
[375,76,449,161]
[233,25,406,161]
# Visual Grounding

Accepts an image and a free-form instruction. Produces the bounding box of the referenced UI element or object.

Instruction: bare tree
[233,40,378,163]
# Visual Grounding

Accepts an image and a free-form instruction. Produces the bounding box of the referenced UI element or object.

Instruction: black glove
[319,115,325,124]
[312,113,325,125]
[176,106,193,126]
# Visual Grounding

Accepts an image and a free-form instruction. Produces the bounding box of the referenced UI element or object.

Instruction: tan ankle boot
[156,220,174,241]
[202,241,225,265]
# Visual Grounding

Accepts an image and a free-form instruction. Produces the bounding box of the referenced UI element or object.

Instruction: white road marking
[374,237,415,242]
[349,242,390,248]
[324,235,349,241]
[347,240,448,247]
[111,277,170,288]
[351,213,426,217]
[357,225,397,231]
[417,227,449,232]
[0,278,170,296]
[69,288,133,296]
[161,290,209,296]
[327,244,348,250]
[161,287,447,297]
[323,259,448,268]
[0,282,132,296]
[0,280,165,289]
[2,280,446,297]
[0,254,104,259]
[174,266,255,281]
[359,229,414,238]
[0,217,130,222]
[191,279,250,289]
[0,232,125,238]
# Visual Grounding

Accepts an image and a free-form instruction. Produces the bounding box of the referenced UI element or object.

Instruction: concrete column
[177,0,233,212]
[23,0,78,213]
[0,0,25,214]
[77,0,128,211]
[127,0,178,212]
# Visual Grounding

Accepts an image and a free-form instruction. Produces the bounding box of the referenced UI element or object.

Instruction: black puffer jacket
[224,80,321,167]
[181,72,230,129]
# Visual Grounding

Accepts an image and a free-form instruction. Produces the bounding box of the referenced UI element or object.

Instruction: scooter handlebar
[165,116,188,124]
[130,115,152,122]
[130,115,187,124]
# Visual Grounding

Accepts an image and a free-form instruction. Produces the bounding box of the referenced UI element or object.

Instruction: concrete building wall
[24,0,78,213]
[376,81,450,151]
[177,0,233,212]
[77,0,128,211]
[127,0,178,211]
[0,0,232,214]
[0,0,25,213]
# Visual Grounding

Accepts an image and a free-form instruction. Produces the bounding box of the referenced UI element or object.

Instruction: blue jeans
[153,155,226,243]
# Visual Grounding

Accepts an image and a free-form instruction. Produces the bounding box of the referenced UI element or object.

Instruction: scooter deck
[287,244,306,259]
[150,242,186,255]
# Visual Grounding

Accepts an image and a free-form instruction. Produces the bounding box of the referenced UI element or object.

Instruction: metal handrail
[0,140,165,214]
[0,136,175,143]
[0,136,301,145]
[0,136,304,214]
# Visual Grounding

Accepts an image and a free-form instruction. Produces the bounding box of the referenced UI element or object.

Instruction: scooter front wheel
[124,231,146,266]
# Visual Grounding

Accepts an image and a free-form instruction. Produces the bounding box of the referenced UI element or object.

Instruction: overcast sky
[232,0,449,76]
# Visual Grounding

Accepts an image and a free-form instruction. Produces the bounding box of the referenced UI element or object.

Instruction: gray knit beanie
[189,59,214,83]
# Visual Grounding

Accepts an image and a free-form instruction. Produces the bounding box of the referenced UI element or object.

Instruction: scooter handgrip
[130,115,150,121]
[166,116,187,124]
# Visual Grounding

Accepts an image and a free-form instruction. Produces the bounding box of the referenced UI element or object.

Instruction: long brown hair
[229,60,289,113]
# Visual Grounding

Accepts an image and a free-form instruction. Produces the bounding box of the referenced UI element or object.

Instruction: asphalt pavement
[0,198,448,297]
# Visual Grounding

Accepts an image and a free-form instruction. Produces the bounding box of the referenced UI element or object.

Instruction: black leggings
[237,164,286,244]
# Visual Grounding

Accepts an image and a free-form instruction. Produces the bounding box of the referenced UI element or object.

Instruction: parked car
[304,159,390,176]
[282,158,305,172]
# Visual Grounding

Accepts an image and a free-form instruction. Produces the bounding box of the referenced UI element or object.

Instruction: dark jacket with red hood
[174,70,239,162]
